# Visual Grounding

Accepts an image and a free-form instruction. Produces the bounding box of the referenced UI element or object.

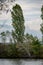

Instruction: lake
[0,59,43,65]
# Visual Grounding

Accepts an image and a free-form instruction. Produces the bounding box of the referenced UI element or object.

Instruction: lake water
[0,59,43,65]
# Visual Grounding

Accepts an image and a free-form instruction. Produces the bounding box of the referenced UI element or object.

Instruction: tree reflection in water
[11,59,22,65]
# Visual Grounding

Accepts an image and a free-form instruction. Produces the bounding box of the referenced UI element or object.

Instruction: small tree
[1,32,6,43]
[40,5,43,44]
[11,4,25,43]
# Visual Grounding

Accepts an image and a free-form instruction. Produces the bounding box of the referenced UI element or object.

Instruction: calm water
[0,59,43,65]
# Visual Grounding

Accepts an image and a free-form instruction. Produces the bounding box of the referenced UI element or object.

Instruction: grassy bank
[0,43,43,59]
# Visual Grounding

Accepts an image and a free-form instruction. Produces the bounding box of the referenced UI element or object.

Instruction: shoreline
[0,57,43,59]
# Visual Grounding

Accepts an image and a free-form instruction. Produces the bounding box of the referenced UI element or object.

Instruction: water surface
[0,59,43,65]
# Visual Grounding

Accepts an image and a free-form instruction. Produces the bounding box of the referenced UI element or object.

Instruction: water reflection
[11,59,22,65]
[0,59,43,65]
[14,59,22,65]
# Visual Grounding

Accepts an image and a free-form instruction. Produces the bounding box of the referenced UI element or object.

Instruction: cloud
[23,11,41,16]
[0,11,11,20]
[25,18,42,31]
[24,0,43,4]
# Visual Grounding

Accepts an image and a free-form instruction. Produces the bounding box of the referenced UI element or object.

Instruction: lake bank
[0,43,43,59]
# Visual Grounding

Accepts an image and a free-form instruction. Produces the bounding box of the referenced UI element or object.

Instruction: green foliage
[32,39,40,57]
[24,33,41,57]
[40,5,43,44]
[41,5,43,20]
[40,45,43,58]
[11,4,25,43]
[1,32,6,43]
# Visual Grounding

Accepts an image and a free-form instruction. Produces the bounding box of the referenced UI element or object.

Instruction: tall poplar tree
[11,4,25,43]
[40,5,43,44]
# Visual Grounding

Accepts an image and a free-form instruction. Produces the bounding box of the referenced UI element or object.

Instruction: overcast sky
[0,0,43,39]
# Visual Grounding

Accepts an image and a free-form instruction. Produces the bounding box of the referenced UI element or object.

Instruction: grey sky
[0,0,43,39]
